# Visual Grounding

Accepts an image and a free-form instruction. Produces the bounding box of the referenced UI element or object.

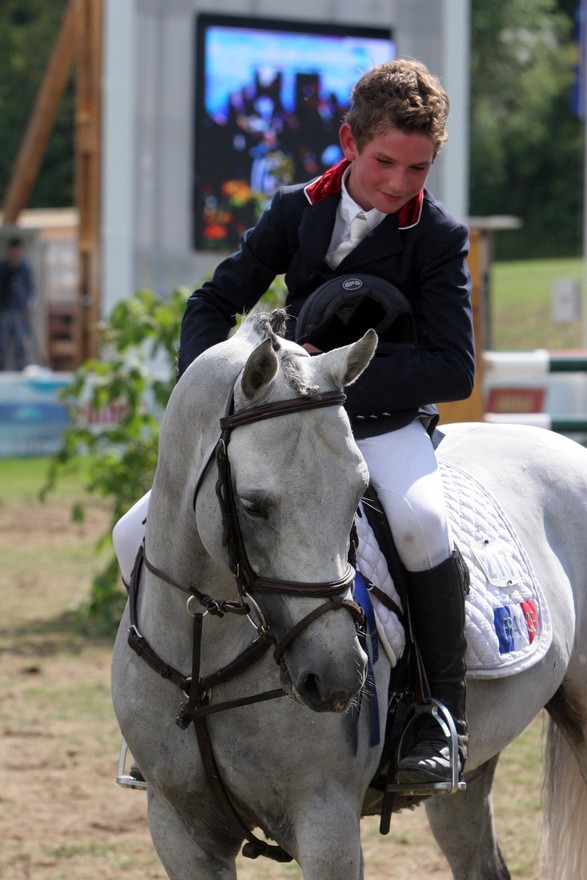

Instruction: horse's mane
[238,308,319,397]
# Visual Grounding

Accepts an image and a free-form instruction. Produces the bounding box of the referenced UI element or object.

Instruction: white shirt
[325,167,386,268]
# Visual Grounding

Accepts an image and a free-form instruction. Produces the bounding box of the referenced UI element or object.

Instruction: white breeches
[112,421,451,584]
[357,421,451,572]
[112,491,150,585]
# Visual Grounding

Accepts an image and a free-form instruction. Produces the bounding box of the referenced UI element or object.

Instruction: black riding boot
[395,548,469,785]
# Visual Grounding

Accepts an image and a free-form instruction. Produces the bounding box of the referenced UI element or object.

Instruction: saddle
[360,460,551,681]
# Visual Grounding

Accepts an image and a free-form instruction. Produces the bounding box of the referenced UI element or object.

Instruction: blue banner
[0,371,72,458]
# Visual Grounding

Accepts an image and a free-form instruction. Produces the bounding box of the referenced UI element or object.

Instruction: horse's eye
[240,498,266,518]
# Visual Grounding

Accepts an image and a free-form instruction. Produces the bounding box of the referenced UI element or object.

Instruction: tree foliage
[470,0,583,258]
[41,281,286,633]
[0,1,74,208]
[41,287,188,632]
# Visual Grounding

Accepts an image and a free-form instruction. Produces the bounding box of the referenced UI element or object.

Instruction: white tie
[328,213,369,268]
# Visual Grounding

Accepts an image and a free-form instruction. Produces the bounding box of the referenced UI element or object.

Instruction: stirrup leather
[115,737,147,790]
[388,698,466,797]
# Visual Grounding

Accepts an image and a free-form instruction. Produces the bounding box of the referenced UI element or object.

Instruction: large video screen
[194,14,395,250]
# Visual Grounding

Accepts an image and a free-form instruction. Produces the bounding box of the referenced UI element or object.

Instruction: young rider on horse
[176,59,475,786]
[114,58,474,787]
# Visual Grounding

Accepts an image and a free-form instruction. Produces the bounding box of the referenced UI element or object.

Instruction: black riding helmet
[295,274,416,354]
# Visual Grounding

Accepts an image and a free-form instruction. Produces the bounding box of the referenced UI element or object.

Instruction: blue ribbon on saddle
[353,570,380,747]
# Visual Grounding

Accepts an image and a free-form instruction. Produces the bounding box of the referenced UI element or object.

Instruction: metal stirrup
[115,737,147,790]
[386,698,466,797]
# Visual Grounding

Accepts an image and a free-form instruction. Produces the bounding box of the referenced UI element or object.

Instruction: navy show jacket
[179,161,475,438]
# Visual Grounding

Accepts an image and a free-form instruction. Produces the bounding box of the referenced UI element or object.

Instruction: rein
[127,380,365,862]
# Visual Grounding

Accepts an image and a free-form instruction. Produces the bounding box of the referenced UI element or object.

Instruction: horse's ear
[240,337,279,400]
[319,329,378,388]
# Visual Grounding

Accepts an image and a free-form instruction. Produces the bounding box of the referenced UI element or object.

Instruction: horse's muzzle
[279,641,368,713]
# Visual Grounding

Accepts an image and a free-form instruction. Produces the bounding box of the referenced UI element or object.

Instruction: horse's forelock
[239,308,287,345]
[238,309,319,398]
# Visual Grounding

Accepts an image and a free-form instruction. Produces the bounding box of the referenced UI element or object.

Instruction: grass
[46,842,119,860]
[490,257,584,351]
[0,455,82,501]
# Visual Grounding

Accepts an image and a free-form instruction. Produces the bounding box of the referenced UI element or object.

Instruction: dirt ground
[0,485,543,879]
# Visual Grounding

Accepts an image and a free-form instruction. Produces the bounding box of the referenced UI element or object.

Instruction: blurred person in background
[0,237,35,371]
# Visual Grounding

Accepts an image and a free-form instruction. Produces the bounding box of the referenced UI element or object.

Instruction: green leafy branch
[41,279,286,633]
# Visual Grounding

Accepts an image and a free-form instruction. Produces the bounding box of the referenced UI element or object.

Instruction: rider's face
[339,124,434,214]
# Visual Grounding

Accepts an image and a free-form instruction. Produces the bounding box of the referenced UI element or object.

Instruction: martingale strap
[127,543,285,718]
[126,545,189,691]
[193,718,293,863]
[126,542,292,862]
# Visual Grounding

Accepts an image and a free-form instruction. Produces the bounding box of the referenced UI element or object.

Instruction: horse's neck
[140,338,282,681]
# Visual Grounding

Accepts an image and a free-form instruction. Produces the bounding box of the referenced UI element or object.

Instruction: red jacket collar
[396,189,423,229]
[304,159,423,229]
[304,159,350,204]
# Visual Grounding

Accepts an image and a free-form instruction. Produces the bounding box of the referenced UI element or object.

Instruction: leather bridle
[126,379,366,862]
[209,383,364,658]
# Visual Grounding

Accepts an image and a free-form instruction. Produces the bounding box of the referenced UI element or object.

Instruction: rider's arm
[178,190,295,376]
[344,215,475,421]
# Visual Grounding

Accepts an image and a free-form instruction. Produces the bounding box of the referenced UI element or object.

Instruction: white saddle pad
[355,460,552,680]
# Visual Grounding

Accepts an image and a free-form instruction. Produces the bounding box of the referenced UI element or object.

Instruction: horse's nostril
[301,672,321,703]
[298,673,352,713]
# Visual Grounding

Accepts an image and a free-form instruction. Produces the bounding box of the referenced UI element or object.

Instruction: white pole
[441,0,470,221]
[101,0,136,320]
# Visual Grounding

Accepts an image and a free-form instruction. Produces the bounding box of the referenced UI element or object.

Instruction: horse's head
[155,310,377,713]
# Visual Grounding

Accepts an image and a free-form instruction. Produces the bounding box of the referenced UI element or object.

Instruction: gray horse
[112,310,587,879]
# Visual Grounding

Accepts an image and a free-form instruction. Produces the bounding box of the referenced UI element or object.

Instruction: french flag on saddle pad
[493,600,539,654]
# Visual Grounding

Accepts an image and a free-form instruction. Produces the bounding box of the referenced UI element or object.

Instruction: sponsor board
[0,370,73,458]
